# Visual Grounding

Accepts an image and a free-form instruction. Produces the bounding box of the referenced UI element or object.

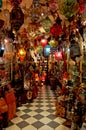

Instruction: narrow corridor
[6,86,70,130]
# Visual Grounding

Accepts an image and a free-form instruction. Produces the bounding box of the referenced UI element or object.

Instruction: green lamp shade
[0,0,2,8]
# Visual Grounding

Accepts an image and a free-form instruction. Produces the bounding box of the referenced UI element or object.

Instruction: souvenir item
[9,0,22,6]
[5,91,16,120]
[41,17,52,32]
[0,98,8,114]
[49,39,56,47]
[69,40,81,58]
[26,90,33,100]
[40,38,48,47]
[0,0,2,8]
[49,0,58,13]
[55,101,66,117]
[78,0,85,14]
[59,0,79,18]
[10,6,24,31]
[50,23,62,37]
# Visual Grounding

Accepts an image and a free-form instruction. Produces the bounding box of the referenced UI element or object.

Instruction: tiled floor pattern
[6,86,70,130]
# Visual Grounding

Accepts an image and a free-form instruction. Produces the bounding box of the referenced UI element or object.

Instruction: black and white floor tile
[6,86,70,130]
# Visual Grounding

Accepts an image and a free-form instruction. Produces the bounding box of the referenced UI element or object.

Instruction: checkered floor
[6,86,70,130]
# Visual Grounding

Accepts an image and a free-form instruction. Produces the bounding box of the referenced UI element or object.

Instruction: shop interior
[0,0,86,130]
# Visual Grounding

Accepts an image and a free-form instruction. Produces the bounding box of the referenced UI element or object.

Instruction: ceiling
[0,0,86,32]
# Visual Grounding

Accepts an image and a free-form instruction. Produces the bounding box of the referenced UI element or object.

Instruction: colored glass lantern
[54,51,62,60]
[10,6,24,31]
[41,17,52,32]
[0,0,2,8]
[40,38,48,47]
[36,45,43,54]
[18,48,26,61]
[49,39,56,47]
[44,45,51,56]
[50,23,62,37]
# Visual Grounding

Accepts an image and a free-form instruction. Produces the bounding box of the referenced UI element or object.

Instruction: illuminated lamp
[40,38,48,47]
[44,45,51,56]
[18,47,26,61]
[0,0,2,8]
[0,46,4,57]
[49,39,56,47]
[54,51,62,60]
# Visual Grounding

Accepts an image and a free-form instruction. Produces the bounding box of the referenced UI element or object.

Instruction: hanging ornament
[49,0,58,13]
[78,5,85,14]
[59,0,79,19]
[44,45,51,56]
[49,39,56,47]
[18,47,26,61]
[78,0,85,14]
[0,0,2,8]
[10,6,24,31]
[69,39,81,59]
[21,28,28,42]
[41,17,53,32]
[9,0,22,7]
[50,23,62,37]
[40,38,48,47]
[54,51,62,60]
[36,45,43,54]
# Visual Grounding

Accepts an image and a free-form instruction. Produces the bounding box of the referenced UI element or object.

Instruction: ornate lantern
[18,47,26,61]
[44,45,51,56]
[54,51,62,60]
[10,6,24,31]
[0,0,2,8]
[40,38,48,47]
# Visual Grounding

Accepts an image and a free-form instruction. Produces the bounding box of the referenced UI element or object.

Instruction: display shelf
[0,59,12,87]
[82,50,86,82]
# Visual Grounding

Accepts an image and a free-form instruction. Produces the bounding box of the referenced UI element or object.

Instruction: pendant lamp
[0,0,2,8]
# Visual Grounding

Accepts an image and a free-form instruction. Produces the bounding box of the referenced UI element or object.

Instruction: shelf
[0,60,12,87]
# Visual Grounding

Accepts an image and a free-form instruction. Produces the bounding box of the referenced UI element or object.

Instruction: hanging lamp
[0,0,2,8]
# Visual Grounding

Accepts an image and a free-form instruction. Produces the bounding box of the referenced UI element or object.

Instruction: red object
[0,116,3,120]
[5,90,16,120]
[5,90,16,104]
[40,38,48,47]
[62,24,67,34]
[50,24,62,37]
[78,0,85,14]
[54,51,62,60]
[78,5,85,14]
[9,0,22,6]
[33,86,38,99]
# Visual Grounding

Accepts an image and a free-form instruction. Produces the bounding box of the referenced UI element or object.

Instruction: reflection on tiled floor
[6,86,70,130]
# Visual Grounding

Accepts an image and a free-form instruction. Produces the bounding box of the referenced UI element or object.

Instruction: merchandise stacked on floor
[48,25,86,130]
[54,52,86,129]
[0,83,16,129]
